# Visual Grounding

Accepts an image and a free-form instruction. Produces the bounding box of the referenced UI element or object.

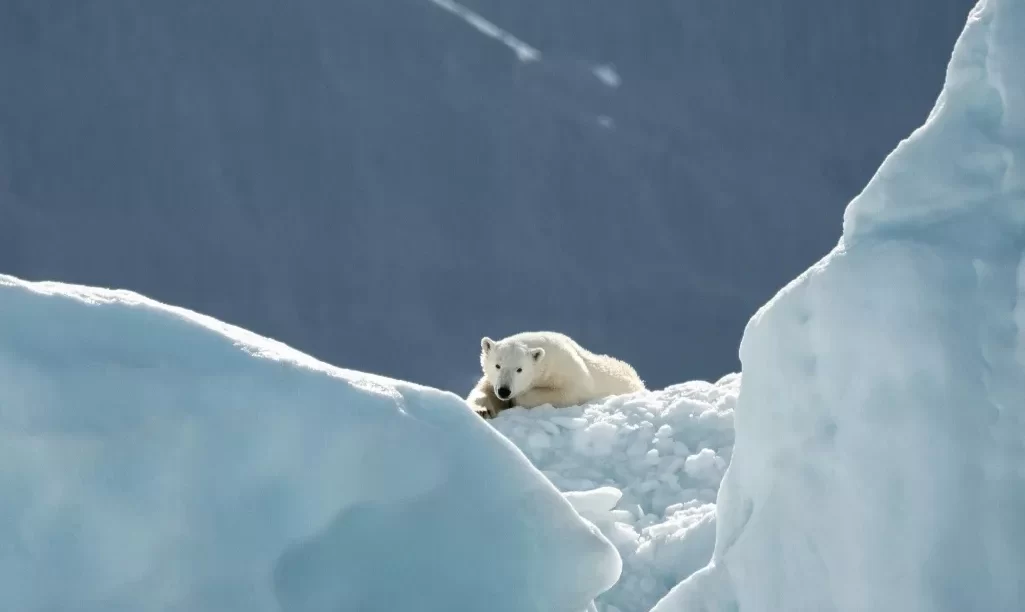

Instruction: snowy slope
[0,0,975,394]
[652,1,1025,610]
[492,375,737,612]
[0,274,620,612]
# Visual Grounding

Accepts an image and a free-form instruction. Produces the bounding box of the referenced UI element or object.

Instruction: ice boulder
[0,274,620,612]
[653,1,1025,611]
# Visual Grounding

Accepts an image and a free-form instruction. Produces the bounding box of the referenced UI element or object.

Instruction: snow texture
[653,1,1025,610]
[0,274,621,612]
[492,375,738,612]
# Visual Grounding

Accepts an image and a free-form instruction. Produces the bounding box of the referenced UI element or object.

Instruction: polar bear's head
[480,336,546,402]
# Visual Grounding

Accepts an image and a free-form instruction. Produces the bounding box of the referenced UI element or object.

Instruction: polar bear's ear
[530,348,545,362]
[481,337,494,353]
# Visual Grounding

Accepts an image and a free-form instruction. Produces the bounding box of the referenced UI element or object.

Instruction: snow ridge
[0,273,621,612]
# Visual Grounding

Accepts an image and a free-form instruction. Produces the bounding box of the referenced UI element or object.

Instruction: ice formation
[0,274,620,612]
[652,1,1025,610]
[3,3,1018,612]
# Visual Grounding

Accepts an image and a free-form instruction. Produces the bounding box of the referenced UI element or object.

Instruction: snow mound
[492,375,738,612]
[0,274,620,612]
[654,1,1025,611]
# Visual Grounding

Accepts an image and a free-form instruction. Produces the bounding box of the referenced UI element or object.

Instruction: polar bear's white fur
[466,331,645,417]
[466,376,510,419]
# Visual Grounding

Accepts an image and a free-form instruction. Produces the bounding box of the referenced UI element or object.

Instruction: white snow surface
[654,1,1025,611]
[0,274,621,612]
[491,375,738,612]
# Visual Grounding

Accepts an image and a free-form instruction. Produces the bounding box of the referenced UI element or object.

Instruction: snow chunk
[492,375,738,612]
[655,2,1025,610]
[0,274,620,612]
[683,449,725,485]
[565,486,625,518]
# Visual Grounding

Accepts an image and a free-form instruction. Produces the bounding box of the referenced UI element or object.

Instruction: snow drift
[492,375,738,612]
[653,1,1025,610]
[0,274,621,612]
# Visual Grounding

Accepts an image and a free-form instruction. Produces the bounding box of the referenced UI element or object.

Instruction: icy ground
[0,274,620,612]
[492,375,738,612]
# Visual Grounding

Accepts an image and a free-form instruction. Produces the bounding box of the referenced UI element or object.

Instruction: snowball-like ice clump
[653,1,1025,611]
[0,274,620,612]
[492,375,738,612]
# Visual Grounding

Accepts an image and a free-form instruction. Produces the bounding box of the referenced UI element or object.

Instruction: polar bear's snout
[495,386,512,400]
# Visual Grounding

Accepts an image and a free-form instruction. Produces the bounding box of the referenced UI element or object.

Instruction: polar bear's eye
[495,365,501,370]
[516,368,522,373]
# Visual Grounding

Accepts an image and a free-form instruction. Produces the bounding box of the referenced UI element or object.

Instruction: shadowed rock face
[0,0,974,394]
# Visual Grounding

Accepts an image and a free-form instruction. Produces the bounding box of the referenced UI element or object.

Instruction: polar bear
[466,331,645,417]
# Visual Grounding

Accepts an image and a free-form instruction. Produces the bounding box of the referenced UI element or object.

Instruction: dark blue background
[0,0,975,395]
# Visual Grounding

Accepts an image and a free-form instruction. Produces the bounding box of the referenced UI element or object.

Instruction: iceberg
[0,275,620,612]
[652,1,1025,610]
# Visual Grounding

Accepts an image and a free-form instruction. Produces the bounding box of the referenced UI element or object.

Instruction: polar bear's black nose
[496,386,511,400]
